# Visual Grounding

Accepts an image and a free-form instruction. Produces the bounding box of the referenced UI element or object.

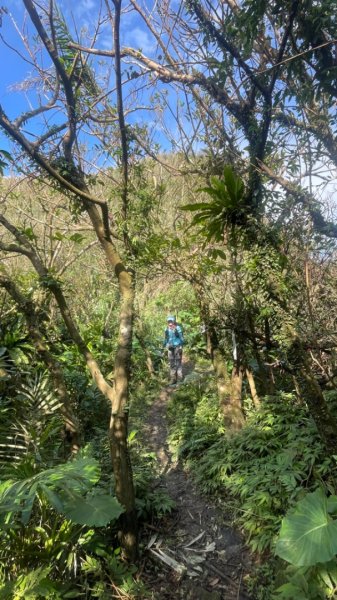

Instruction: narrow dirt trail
[140,369,253,600]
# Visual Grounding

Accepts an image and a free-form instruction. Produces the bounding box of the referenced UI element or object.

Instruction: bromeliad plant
[181,165,247,240]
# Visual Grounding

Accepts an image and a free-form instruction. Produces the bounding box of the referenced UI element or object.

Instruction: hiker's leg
[176,347,183,381]
[168,347,177,383]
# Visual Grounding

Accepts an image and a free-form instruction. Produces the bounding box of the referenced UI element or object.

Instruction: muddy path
[140,368,253,600]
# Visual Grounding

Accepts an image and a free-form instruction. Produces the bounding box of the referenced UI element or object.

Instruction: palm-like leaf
[50,6,98,96]
[0,373,63,466]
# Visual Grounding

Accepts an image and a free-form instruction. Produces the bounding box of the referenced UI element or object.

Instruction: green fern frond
[50,6,99,97]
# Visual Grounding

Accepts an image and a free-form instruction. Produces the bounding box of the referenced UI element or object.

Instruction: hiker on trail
[163,315,184,384]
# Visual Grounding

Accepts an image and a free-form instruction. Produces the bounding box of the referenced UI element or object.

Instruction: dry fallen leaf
[146,534,158,549]
[183,531,205,548]
[205,541,216,552]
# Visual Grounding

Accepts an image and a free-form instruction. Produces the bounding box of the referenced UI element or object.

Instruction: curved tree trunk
[77,205,138,560]
[0,0,139,559]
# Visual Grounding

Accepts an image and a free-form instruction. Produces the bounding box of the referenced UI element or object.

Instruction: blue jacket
[164,324,184,348]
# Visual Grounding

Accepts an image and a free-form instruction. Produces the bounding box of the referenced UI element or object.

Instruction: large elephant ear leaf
[63,494,124,527]
[275,489,337,567]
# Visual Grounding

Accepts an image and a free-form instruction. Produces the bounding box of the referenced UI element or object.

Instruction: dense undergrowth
[3,298,337,599]
[167,372,337,599]
[0,313,172,599]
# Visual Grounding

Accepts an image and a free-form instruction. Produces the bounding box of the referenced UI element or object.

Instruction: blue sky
[1,0,155,103]
[1,0,154,105]
[0,0,183,165]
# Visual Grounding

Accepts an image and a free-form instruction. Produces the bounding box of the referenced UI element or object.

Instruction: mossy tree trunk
[224,362,245,431]
[71,202,138,560]
[109,275,137,559]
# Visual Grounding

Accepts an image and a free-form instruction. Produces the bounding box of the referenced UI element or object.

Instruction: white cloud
[73,0,96,17]
[125,27,155,54]
[59,0,97,22]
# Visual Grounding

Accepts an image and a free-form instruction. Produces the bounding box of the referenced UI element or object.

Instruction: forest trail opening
[140,361,253,600]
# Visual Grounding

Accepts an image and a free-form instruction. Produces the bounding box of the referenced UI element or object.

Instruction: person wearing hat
[163,315,184,384]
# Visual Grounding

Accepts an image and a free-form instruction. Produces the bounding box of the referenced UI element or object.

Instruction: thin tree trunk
[135,332,155,377]
[109,284,137,558]
[246,367,261,409]
[247,312,274,395]
[0,0,138,557]
[221,363,245,431]
[83,207,138,561]
[292,375,302,401]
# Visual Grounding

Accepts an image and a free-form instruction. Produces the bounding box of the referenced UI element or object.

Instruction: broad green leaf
[275,582,306,599]
[0,457,101,525]
[327,496,337,515]
[198,187,224,199]
[20,227,37,241]
[63,494,124,526]
[54,456,100,486]
[39,483,64,513]
[69,233,84,243]
[223,166,244,203]
[128,429,138,443]
[191,213,212,225]
[21,483,38,525]
[209,176,227,195]
[53,231,66,241]
[181,202,211,211]
[275,489,337,566]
